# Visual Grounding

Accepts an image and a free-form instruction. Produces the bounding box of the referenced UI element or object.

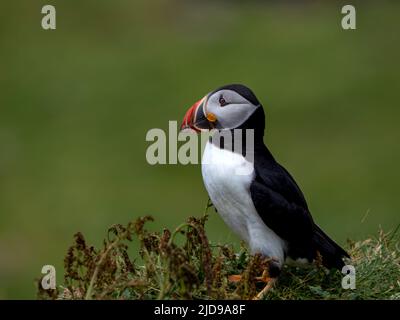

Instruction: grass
[37,212,400,300]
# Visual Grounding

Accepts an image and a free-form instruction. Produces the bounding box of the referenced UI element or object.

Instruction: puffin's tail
[312,224,350,270]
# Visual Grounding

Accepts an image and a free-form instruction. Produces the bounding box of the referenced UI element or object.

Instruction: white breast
[201,141,287,264]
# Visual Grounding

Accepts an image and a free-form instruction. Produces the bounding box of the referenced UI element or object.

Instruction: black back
[217,84,349,267]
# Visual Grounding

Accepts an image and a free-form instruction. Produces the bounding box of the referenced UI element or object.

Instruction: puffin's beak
[180,95,215,132]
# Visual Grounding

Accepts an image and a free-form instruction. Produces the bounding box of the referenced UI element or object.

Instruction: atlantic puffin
[180,84,349,299]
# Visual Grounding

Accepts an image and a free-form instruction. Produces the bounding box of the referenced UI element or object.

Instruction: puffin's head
[180,84,265,133]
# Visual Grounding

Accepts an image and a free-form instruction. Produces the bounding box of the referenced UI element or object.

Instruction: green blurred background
[0,0,399,299]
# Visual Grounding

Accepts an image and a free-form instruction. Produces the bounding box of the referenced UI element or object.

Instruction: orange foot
[229,270,272,283]
[255,270,272,283]
[252,278,276,300]
[228,274,242,283]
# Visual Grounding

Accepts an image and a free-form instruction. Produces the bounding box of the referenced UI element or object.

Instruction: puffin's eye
[219,96,227,107]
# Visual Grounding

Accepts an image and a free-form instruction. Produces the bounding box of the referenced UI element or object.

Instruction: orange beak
[181,95,217,132]
[180,97,204,132]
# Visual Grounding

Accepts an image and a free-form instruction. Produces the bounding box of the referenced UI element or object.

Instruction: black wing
[250,145,349,267]
[250,147,315,249]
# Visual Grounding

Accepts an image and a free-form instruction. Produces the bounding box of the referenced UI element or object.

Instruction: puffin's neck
[209,107,275,161]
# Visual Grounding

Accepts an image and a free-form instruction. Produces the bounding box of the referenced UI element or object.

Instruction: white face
[203,89,260,129]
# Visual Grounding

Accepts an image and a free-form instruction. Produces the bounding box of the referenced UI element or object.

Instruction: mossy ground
[37,215,400,300]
